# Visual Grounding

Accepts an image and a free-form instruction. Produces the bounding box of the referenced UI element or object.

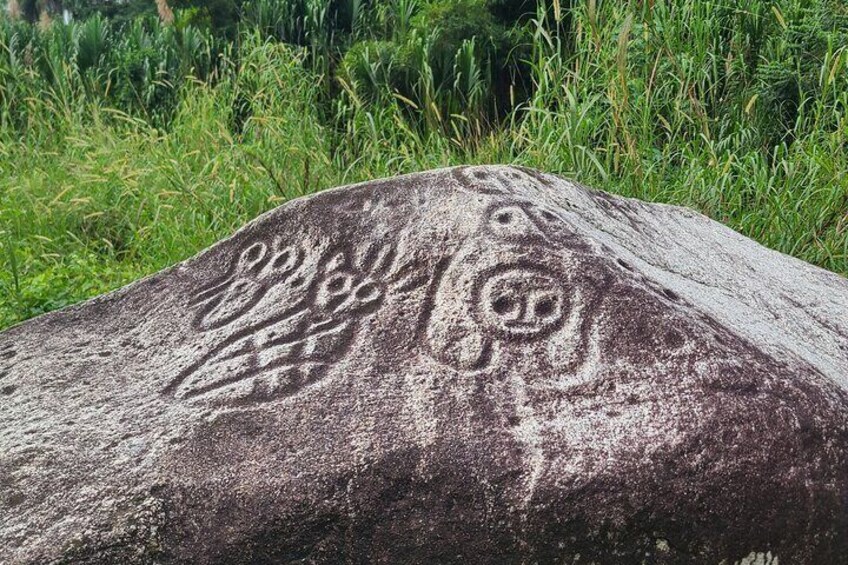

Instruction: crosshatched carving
[167,235,428,404]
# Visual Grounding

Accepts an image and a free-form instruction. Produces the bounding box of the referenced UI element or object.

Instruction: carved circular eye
[244,244,263,262]
[290,276,305,288]
[327,275,348,293]
[238,242,269,274]
[355,283,380,302]
[540,210,556,222]
[474,170,488,180]
[492,295,514,315]
[534,297,555,317]
[495,212,512,225]
[272,250,291,269]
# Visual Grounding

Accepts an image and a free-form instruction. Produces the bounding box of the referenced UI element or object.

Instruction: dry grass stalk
[38,9,52,31]
[7,0,21,20]
[156,0,174,25]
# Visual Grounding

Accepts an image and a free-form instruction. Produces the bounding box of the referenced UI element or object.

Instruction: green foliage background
[1,0,847,329]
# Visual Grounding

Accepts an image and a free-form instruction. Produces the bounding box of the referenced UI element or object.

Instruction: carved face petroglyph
[313,251,385,322]
[423,243,580,373]
[482,199,580,251]
[189,238,305,331]
[452,164,555,199]
[475,265,567,340]
[168,233,430,404]
[421,192,594,375]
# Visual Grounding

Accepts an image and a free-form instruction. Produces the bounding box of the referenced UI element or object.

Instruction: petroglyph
[0,343,18,381]
[189,239,306,331]
[422,239,585,374]
[474,264,567,340]
[167,237,428,403]
[0,344,15,360]
[3,166,848,564]
[451,164,550,198]
[421,190,592,375]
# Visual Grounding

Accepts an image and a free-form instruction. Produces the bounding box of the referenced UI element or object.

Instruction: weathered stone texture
[1,166,847,564]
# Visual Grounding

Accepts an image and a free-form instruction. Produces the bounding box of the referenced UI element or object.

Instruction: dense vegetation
[1,0,847,329]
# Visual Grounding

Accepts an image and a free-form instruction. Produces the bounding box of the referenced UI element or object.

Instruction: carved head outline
[424,189,586,373]
[485,200,576,246]
[425,245,577,372]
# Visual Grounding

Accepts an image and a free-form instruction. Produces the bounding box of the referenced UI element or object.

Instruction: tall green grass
[1,0,847,329]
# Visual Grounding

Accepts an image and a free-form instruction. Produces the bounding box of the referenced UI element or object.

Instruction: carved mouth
[311,318,344,333]
[503,321,547,332]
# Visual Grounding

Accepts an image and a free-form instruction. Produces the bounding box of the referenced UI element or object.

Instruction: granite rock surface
[1,166,847,564]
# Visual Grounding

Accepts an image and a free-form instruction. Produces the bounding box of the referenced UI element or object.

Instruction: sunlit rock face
[1,166,847,564]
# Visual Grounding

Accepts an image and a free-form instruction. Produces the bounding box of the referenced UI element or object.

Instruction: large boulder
[1,166,847,564]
